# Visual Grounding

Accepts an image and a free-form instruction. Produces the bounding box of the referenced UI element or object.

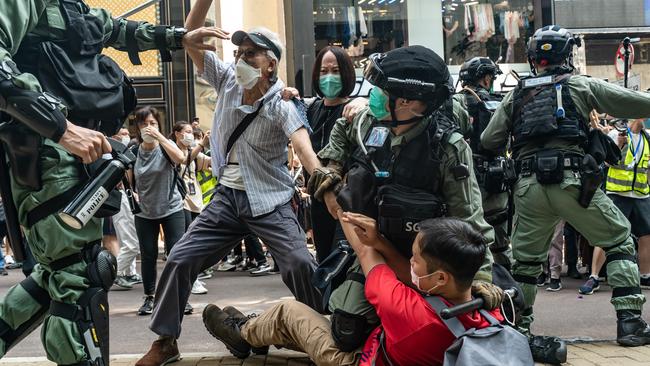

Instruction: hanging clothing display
[504,11,521,63]
[465,3,495,43]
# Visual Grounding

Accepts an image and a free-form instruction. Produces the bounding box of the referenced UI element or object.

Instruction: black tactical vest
[13,0,136,136]
[461,86,502,156]
[511,74,588,156]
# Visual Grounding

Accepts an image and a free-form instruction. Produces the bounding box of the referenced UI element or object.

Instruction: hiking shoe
[184,302,193,315]
[197,269,214,280]
[529,335,567,364]
[135,338,180,366]
[126,273,143,284]
[536,273,547,287]
[250,262,273,276]
[223,306,268,355]
[138,296,155,315]
[202,304,251,359]
[191,280,208,295]
[640,276,650,289]
[114,276,134,289]
[617,310,650,347]
[579,276,600,295]
[546,278,562,292]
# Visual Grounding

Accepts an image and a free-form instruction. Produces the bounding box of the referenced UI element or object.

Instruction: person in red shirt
[202,215,503,366]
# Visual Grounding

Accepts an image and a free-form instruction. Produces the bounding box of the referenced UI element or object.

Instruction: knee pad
[85,246,117,291]
[49,287,109,366]
[331,309,370,352]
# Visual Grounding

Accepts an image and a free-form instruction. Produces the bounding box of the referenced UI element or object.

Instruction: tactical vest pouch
[534,150,565,185]
[377,184,446,256]
[32,41,136,135]
[481,157,516,194]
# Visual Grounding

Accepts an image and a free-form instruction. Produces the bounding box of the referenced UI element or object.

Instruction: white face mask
[120,136,131,146]
[410,266,441,294]
[140,128,156,144]
[235,58,262,89]
[181,133,194,146]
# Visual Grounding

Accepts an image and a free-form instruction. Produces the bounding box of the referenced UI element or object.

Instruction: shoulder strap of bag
[159,145,184,199]
[226,101,265,156]
[425,296,468,338]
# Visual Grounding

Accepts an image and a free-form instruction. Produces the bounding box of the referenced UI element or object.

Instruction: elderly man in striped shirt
[136,1,340,365]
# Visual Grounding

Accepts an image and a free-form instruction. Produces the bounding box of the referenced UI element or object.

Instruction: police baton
[440,288,518,319]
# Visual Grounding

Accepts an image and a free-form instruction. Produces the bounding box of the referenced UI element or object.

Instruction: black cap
[232,30,282,61]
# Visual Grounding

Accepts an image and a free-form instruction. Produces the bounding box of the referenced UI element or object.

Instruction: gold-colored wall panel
[86,0,162,77]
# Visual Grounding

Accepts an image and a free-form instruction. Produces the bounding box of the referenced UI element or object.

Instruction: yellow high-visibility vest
[606,132,650,195]
[197,170,217,205]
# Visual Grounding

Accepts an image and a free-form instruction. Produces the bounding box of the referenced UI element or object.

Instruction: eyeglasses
[234,48,267,60]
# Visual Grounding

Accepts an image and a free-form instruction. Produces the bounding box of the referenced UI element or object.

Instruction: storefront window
[556,0,650,29]
[313,0,408,66]
[442,0,535,65]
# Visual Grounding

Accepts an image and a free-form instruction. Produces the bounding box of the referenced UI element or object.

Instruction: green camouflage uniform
[481,74,650,334]
[0,1,181,363]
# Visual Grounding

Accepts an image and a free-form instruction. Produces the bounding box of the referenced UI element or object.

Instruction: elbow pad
[0,78,67,142]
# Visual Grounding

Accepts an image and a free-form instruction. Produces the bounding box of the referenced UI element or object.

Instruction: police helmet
[459,57,502,83]
[526,25,581,67]
[363,46,452,110]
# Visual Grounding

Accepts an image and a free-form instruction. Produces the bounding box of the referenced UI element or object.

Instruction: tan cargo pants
[241,300,361,366]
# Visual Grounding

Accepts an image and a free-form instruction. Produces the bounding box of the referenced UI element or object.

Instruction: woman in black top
[305,46,356,263]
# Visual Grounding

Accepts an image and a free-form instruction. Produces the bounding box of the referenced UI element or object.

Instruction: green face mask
[319,74,343,99]
[369,87,390,120]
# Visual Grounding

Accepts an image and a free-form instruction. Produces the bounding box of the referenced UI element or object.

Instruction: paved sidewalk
[2,343,650,366]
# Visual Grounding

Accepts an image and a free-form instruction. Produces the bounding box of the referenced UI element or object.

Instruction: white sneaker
[4,255,14,265]
[191,280,208,295]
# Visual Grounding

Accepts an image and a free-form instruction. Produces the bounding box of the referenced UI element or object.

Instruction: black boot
[528,335,567,364]
[617,310,650,347]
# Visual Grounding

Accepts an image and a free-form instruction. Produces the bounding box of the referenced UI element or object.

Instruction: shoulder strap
[226,101,265,156]
[425,296,468,338]
[159,145,175,167]
[478,309,501,326]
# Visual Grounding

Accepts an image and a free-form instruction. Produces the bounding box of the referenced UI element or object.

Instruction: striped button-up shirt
[201,52,305,217]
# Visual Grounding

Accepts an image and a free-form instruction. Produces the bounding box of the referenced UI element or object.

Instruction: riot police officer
[482,25,650,363]
[309,45,502,352]
[456,57,514,269]
[0,1,211,364]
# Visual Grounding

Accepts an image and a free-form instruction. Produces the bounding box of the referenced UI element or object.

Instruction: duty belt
[516,155,582,177]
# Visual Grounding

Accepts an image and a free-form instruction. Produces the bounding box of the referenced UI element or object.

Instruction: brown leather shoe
[136,338,180,366]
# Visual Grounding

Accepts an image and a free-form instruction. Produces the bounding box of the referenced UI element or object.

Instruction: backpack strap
[478,309,501,326]
[425,296,468,338]
[226,101,265,156]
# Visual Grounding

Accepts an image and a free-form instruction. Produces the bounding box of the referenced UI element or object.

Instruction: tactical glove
[472,280,504,310]
[307,161,343,201]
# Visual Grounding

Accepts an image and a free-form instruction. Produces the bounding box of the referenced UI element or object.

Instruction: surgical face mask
[181,133,194,146]
[140,128,156,144]
[235,58,262,89]
[410,265,441,294]
[369,87,390,120]
[120,136,131,146]
[319,74,343,99]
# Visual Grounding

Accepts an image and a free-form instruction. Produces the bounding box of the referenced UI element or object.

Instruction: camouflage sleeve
[440,133,494,282]
[480,89,515,151]
[0,0,48,92]
[318,107,372,163]
[573,76,650,119]
[452,93,471,136]
[90,7,183,51]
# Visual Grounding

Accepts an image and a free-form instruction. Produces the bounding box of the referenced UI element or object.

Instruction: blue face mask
[369,87,390,120]
[319,74,343,99]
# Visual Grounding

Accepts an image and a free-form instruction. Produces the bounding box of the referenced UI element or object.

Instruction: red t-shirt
[358,264,503,366]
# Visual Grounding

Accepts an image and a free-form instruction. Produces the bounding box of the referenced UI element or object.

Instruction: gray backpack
[427,296,534,366]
